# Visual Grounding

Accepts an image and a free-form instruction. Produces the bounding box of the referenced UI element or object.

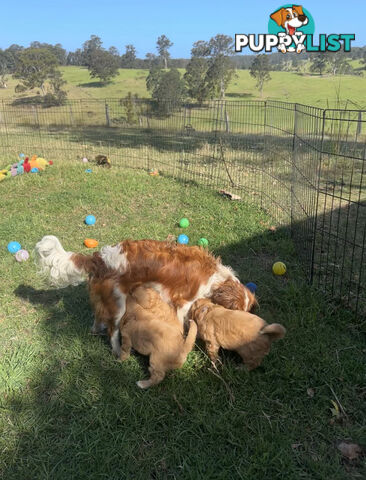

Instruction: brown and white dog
[270,5,308,53]
[34,236,256,356]
[120,285,197,389]
[190,298,286,370]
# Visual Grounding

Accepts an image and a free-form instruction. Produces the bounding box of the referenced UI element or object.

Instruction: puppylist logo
[235,4,355,54]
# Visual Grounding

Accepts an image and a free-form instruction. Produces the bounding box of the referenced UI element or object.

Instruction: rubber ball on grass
[198,237,209,247]
[15,249,29,262]
[85,215,96,226]
[177,234,189,245]
[179,218,190,228]
[245,282,257,293]
[272,262,286,276]
[7,241,21,254]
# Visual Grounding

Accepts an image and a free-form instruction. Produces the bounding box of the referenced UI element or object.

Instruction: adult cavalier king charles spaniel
[35,236,256,356]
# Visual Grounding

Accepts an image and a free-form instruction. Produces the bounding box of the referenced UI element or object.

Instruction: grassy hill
[0,66,365,108]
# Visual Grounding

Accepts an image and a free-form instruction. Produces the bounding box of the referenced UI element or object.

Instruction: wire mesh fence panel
[0,98,365,314]
[313,109,366,314]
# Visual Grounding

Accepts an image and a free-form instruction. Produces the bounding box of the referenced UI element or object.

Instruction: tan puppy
[120,286,197,389]
[190,299,285,370]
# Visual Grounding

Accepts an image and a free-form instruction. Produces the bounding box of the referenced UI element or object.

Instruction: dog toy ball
[17,165,24,175]
[15,249,29,262]
[85,215,96,226]
[246,282,257,293]
[82,157,89,163]
[177,234,189,245]
[85,168,92,173]
[11,167,17,176]
[179,218,190,228]
[198,237,209,247]
[149,168,159,176]
[31,167,39,173]
[19,153,25,159]
[272,262,287,276]
[48,160,53,165]
[7,241,21,254]
[84,238,99,248]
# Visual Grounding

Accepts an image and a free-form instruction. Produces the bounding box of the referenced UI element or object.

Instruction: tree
[184,57,208,103]
[82,35,103,67]
[156,35,173,69]
[250,54,271,97]
[67,49,84,65]
[13,48,59,94]
[327,53,353,75]
[30,42,67,65]
[88,49,119,83]
[44,70,67,105]
[184,34,234,101]
[121,45,136,68]
[145,53,159,68]
[146,67,186,114]
[309,53,328,75]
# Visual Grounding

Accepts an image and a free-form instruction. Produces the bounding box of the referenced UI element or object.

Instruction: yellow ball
[272,261,286,276]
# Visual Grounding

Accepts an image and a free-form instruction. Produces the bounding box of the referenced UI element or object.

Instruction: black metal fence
[0,98,365,314]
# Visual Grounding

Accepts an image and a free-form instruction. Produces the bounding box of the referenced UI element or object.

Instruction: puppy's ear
[260,323,286,341]
[132,286,155,309]
[292,5,304,16]
[270,7,286,26]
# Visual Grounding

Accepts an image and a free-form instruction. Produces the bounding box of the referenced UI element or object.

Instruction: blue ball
[31,167,39,173]
[85,169,92,173]
[85,215,96,226]
[19,153,25,159]
[246,282,257,293]
[177,234,189,245]
[7,241,21,254]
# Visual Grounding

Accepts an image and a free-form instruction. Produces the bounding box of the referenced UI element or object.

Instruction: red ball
[48,160,53,165]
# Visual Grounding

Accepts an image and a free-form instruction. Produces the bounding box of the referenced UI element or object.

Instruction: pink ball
[15,249,29,262]
[82,157,89,163]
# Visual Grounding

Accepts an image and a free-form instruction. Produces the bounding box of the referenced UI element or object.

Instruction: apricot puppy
[190,298,285,370]
[120,285,197,388]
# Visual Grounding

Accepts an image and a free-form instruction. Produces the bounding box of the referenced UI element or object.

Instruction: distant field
[0,66,365,108]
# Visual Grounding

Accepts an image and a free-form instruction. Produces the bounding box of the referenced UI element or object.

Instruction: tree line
[0,34,365,108]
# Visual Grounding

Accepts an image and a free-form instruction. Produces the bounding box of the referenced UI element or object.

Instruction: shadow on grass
[78,81,111,88]
[3,207,365,479]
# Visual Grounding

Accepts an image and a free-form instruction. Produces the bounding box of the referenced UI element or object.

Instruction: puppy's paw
[119,352,130,362]
[137,380,151,389]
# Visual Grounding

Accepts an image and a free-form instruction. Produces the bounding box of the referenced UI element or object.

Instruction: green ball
[198,237,209,247]
[179,218,190,228]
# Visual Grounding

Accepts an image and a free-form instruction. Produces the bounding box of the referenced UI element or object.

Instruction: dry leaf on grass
[307,388,315,398]
[337,442,363,461]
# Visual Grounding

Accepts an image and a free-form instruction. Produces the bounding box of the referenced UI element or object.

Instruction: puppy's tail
[180,320,198,361]
[260,323,286,341]
[34,235,97,287]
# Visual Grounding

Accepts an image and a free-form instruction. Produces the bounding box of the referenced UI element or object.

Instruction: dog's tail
[180,320,198,361]
[34,235,99,287]
[260,323,286,341]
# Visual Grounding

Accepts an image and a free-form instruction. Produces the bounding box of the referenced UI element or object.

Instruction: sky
[1,0,365,57]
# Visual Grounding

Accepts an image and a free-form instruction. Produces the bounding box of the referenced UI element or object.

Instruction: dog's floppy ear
[292,5,305,16]
[260,323,286,340]
[270,7,286,26]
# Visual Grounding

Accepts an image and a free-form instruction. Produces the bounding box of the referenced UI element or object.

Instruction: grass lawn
[0,66,365,108]
[0,162,365,479]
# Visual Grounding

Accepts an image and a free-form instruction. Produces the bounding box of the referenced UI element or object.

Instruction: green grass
[0,163,365,479]
[0,66,365,108]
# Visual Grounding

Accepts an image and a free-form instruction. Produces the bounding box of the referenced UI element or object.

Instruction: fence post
[291,103,298,232]
[309,109,326,284]
[105,101,110,127]
[225,110,230,133]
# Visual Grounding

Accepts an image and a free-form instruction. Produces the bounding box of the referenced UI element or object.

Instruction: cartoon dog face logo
[270,5,309,53]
